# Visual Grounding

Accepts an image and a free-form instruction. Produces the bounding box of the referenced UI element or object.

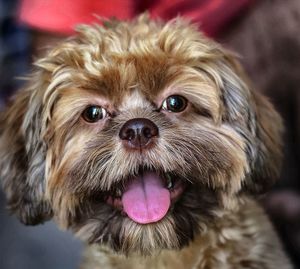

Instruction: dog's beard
[46,112,247,255]
[71,180,218,255]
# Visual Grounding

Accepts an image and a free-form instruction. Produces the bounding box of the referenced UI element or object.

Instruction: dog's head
[0,16,283,255]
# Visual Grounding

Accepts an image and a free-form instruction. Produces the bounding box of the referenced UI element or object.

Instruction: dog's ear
[245,90,283,194]
[0,74,53,225]
[218,54,283,194]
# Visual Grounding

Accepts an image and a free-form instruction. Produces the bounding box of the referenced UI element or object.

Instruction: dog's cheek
[199,125,249,209]
[180,119,249,208]
[45,129,95,228]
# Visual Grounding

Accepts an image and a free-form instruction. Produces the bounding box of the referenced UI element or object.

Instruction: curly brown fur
[0,15,292,268]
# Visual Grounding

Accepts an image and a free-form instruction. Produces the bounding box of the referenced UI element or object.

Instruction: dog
[0,15,293,268]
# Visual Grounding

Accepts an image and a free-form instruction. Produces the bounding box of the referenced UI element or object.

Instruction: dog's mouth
[105,170,185,224]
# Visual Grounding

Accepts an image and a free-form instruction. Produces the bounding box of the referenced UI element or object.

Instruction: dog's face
[0,16,283,255]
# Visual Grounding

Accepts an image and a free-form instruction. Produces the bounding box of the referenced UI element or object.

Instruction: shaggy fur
[222,1,300,264]
[0,15,292,268]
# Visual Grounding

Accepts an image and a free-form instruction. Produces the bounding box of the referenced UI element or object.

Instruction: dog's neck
[81,233,214,269]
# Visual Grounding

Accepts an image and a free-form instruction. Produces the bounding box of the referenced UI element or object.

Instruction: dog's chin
[72,168,219,255]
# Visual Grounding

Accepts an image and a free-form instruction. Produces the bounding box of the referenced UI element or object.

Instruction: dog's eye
[161,95,188,113]
[82,106,107,122]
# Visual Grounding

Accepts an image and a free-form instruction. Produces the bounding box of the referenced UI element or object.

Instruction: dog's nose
[119,118,159,149]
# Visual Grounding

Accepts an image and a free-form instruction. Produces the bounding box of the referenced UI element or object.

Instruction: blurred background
[0,0,300,268]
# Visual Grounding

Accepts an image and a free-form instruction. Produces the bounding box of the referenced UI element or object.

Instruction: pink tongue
[122,172,170,224]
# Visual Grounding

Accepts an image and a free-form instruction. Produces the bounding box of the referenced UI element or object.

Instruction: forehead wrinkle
[119,89,151,113]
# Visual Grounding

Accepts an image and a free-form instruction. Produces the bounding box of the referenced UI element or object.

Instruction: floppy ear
[0,74,53,225]
[246,90,283,193]
[219,54,283,194]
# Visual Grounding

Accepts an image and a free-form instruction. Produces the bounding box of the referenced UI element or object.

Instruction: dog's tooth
[166,174,174,189]
[115,188,122,197]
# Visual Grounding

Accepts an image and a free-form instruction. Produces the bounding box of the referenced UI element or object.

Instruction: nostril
[142,124,158,138]
[126,129,135,140]
[120,128,135,141]
[142,127,152,138]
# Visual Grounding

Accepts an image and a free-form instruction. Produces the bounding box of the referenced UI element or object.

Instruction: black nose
[119,118,159,149]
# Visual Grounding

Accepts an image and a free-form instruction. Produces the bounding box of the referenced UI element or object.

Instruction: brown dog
[0,15,292,268]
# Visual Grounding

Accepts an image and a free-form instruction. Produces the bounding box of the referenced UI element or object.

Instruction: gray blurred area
[0,191,83,269]
[0,1,82,268]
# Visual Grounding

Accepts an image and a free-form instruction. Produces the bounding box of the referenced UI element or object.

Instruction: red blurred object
[19,0,255,37]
